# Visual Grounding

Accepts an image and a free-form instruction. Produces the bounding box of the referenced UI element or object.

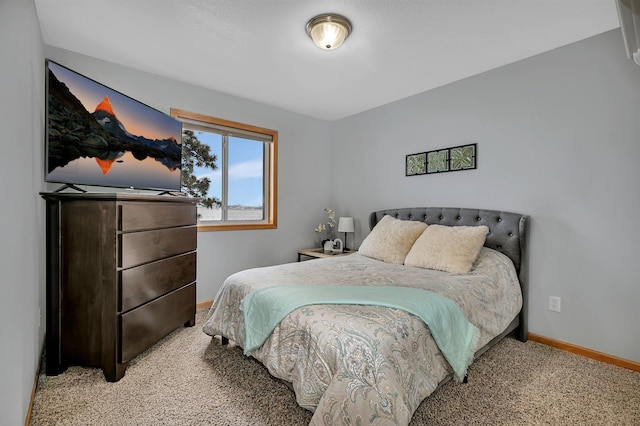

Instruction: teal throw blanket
[240,285,480,381]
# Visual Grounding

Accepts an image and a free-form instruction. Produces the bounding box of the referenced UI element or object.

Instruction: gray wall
[0,0,45,423]
[44,46,335,304]
[330,29,640,363]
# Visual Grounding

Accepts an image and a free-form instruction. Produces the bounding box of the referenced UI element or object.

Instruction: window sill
[197,222,277,231]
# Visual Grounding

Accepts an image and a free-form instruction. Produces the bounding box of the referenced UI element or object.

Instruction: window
[171,109,277,231]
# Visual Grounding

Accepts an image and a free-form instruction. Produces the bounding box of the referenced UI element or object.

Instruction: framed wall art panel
[406,152,427,176]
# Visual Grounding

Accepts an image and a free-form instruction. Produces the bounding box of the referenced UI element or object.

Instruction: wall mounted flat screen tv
[45,60,182,192]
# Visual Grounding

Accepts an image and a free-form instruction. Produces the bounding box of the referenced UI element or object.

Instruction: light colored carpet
[31,309,640,425]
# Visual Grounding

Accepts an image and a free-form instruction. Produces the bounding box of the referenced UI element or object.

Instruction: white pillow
[358,215,428,264]
[404,224,489,273]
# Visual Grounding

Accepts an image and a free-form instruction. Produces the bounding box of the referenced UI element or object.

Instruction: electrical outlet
[548,296,561,312]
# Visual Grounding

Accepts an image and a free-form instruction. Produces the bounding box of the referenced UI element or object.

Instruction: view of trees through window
[180,128,265,222]
[180,129,220,209]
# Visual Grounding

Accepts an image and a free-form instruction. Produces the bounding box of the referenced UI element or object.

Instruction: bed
[202,207,529,425]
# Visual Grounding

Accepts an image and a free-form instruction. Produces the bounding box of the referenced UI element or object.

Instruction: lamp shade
[337,217,355,233]
[306,14,352,50]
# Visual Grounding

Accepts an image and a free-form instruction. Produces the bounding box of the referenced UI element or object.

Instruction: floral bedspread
[202,248,522,425]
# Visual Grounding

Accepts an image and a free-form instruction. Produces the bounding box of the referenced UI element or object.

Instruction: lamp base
[342,231,350,252]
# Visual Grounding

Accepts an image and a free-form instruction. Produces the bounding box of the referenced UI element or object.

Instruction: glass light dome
[306,14,352,50]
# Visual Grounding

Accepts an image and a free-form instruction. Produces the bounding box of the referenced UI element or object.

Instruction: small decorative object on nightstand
[314,207,336,247]
[337,216,354,251]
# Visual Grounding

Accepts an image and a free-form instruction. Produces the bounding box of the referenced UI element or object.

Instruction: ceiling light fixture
[306,13,352,50]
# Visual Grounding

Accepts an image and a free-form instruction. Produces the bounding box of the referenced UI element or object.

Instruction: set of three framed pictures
[406,143,477,176]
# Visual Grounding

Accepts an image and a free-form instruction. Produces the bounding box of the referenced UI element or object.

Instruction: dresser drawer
[119,226,197,269]
[120,252,196,312]
[120,283,196,363]
[119,202,196,231]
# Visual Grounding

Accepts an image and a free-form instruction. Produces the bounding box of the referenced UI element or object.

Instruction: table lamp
[337,217,354,252]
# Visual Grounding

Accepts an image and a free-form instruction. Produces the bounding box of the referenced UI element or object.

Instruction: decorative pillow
[358,215,428,264]
[404,224,489,273]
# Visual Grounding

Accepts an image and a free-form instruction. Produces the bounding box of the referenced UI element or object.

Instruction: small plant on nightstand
[314,208,336,247]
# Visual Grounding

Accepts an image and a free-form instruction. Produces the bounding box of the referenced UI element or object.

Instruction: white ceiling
[35,1,620,121]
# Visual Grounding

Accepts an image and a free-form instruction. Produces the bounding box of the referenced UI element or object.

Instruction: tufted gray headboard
[369,207,529,342]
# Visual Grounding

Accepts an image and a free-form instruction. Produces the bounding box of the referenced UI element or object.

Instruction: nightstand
[297,248,357,262]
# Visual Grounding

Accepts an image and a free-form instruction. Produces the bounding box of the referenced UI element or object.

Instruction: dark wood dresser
[40,192,198,382]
